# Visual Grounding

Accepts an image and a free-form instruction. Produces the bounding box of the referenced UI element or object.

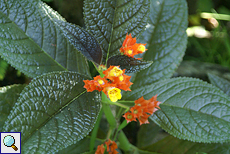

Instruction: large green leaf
[0,84,26,131]
[208,73,230,97]
[131,0,188,89]
[3,71,101,153]
[144,135,230,154]
[84,0,150,63]
[0,0,90,77]
[55,20,102,65]
[123,77,230,143]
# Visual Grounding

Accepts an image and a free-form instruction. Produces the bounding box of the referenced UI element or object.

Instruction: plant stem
[102,93,117,128]
[113,120,129,140]
[118,131,131,151]
[89,109,103,151]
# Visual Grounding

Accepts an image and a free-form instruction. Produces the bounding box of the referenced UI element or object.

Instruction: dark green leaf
[107,55,152,73]
[55,20,102,65]
[0,84,26,131]
[144,135,230,154]
[0,0,90,77]
[123,77,230,143]
[208,73,230,97]
[84,0,150,63]
[57,136,102,154]
[131,0,188,89]
[137,121,168,149]
[3,71,101,153]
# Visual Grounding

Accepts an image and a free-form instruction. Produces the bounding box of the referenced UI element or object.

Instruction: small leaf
[55,20,102,65]
[3,71,101,153]
[131,0,188,89]
[144,135,230,154]
[84,0,150,63]
[107,55,152,73]
[0,84,26,131]
[0,0,90,77]
[123,77,230,143]
[208,73,230,97]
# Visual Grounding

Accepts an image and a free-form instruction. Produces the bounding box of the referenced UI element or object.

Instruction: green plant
[0,0,230,154]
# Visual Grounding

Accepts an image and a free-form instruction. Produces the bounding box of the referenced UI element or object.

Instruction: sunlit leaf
[208,73,230,97]
[0,84,25,131]
[0,0,90,77]
[3,71,101,153]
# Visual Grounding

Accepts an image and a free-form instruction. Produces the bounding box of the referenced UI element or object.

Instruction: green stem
[89,109,103,151]
[118,131,131,151]
[102,100,129,110]
[117,100,135,103]
[102,93,117,128]
[113,120,129,140]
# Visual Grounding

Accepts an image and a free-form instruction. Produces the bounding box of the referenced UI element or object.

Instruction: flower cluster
[95,139,118,154]
[83,66,133,102]
[123,95,161,125]
[119,33,147,58]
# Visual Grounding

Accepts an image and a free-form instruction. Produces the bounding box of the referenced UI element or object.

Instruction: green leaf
[144,135,230,154]
[208,73,230,97]
[131,0,188,89]
[123,77,230,143]
[0,84,26,131]
[55,20,102,65]
[84,0,150,63]
[3,71,101,153]
[137,121,168,149]
[57,136,103,154]
[0,0,90,77]
[107,55,152,73]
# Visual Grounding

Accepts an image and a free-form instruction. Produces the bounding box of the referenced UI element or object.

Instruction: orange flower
[138,112,150,125]
[93,76,109,91]
[83,80,97,92]
[95,144,105,154]
[105,139,119,154]
[130,105,143,118]
[119,33,147,58]
[142,95,161,115]
[123,111,136,123]
[123,95,161,125]
[103,66,125,80]
[113,74,133,91]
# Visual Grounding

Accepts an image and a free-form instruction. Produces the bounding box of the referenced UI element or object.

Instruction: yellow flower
[107,87,122,102]
[108,66,123,77]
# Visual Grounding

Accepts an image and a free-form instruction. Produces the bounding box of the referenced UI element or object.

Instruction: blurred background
[1,0,230,86]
